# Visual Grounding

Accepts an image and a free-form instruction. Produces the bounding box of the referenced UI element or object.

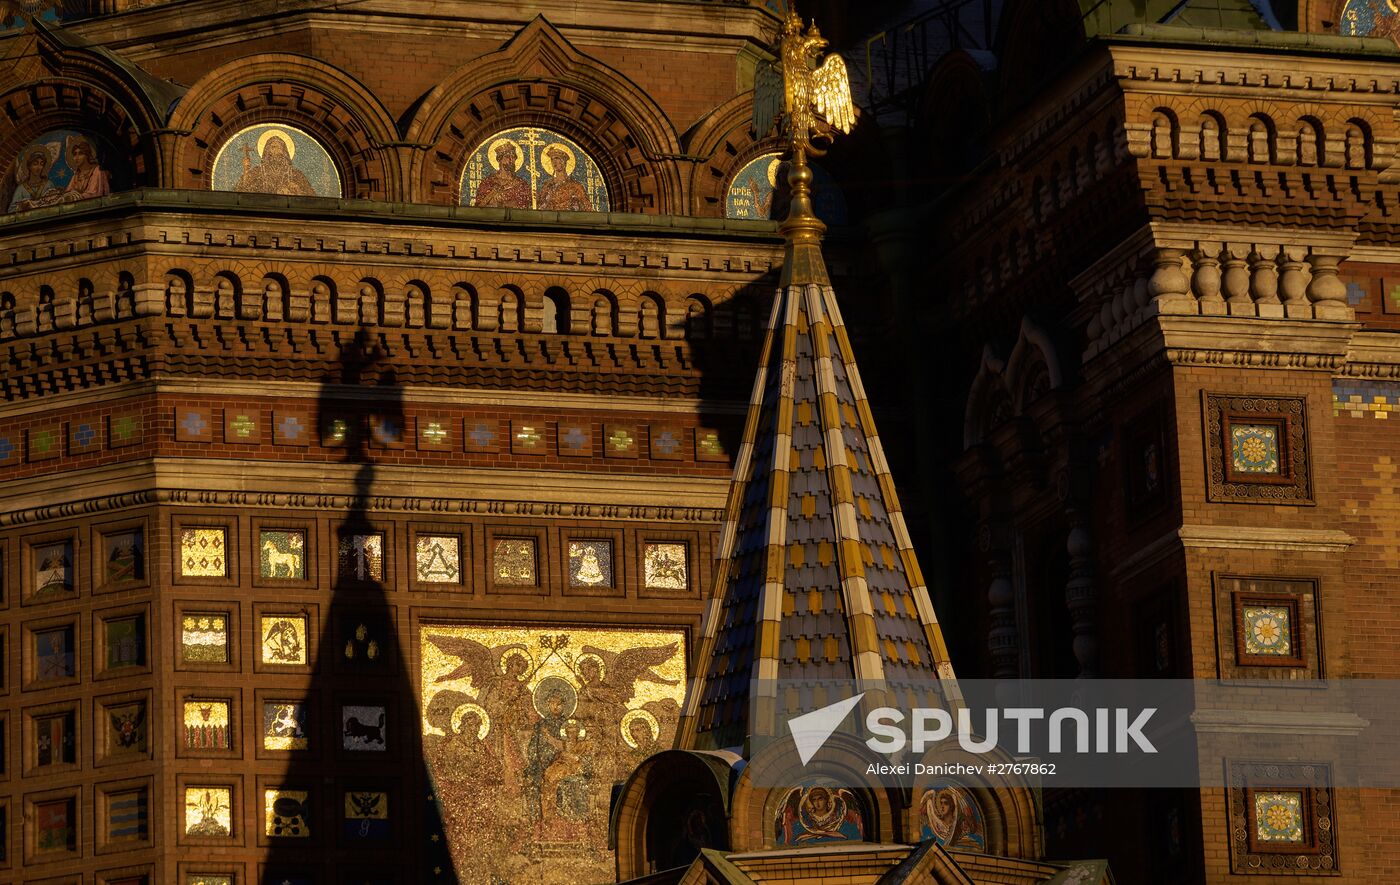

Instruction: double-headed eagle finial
[753,5,856,159]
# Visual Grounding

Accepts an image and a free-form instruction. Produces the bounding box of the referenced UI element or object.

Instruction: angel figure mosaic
[420,624,685,883]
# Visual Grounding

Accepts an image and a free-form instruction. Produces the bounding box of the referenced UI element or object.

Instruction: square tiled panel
[1252,791,1305,844]
[1241,603,1293,657]
[183,787,232,837]
[414,535,460,584]
[1228,761,1336,873]
[1230,423,1281,475]
[643,542,688,590]
[259,616,308,666]
[568,540,613,588]
[1204,393,1312,503]
[259,531,306,580]
[492,539,537,587]
[183,700,231,751]
[181,614,229,664]
[180,529,227,578]
[1217,577,1314,675]
[338,534,383,582]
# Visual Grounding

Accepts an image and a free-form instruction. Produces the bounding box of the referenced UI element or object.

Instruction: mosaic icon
[643,542,688,590]
[260,615,308,665]
[103,529,144,584]
[460,126,608,211]
[265,789,311,838]
[32,539,73,596]
[211,124,341,197]
[568,541,612,587]
[180,528,227,578]
[1230,424,1280,474]
[105,614,145,670]
[725,152,846,223]
[774,781,866,845]
[492,538,537,586]
[181,613,229,663]
[338,533,384,582]
[259,530,306,579]
[107,700,147,754]
[34,710,75,766]
[184,787,232,837]
[1253,791,1304,843]
[107,788,149,842]
[34,797,75,852]
[263,702,309,751]
[919,780,987,853]
[34,625,75,681]
[342,705,387,751]
[1242,604,1293,656]
[344,790,389,840]
[1340,0,1400,38]
[183,700,231,750]
[415,535,460,583]
[6,129,115,212]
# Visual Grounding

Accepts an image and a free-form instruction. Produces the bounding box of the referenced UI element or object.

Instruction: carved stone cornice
[0,458,730,528]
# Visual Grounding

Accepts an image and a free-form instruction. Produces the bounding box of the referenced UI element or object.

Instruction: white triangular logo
[787,693,865,765]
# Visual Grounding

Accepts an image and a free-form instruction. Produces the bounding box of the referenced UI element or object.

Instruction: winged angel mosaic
[420,625,685,883]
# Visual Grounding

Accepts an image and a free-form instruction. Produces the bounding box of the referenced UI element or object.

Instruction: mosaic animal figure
[262,539,300,577]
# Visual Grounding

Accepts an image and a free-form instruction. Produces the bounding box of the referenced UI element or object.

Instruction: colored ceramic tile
[68,419,100,453]
[106,788,148,842]
[465,420,500,452]
[34,710,75,766]
[32,539,73,596]
[370,415,403,447]
[104,614,145,670]
[649,425,684,460]
[106,700,147,754]
[344,790,389,840]
[1230,424,1280,474]
[557,422,592,456]
[34,797,75,852]
[175,407,213,442]
[273,410,311,446]
[223,409,260,444]
[108,411,142,448]
[1252,791,1304,843]
[102,529,144,584]
[34,625,75,680]
[27,424,61,461]
[605,425,639,458]
[0,433,15,466]
[511,421,545,454]
[417,417,453,449]
[322,416,352,447]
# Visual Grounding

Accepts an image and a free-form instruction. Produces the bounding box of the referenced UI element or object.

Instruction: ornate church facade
[0,0,1397,883]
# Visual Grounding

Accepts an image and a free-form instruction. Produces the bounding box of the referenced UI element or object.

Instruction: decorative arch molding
[0,27,171,193]
[610,749,737,880]
[683,91,786,217]
[964,345,1011,450]
[910,742,1043,858]
[167,53,402,198]
[965,319,1064,449]
[916,49,997,175]
[995,0,1086,110]
[403,16,683,212]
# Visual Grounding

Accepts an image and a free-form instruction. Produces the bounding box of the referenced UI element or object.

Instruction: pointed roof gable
[680,161,958,751]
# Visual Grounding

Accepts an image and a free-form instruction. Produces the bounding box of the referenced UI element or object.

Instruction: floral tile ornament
[273,409,311,446]
[510,421,545,454]
[262,702,309,751]
[649,425,684,460]
[338,533,384,582]
[0,432,16,466]
[108,410,142,448]
[1205,394,1311,503]
[1230,424,1280,475]
[184,787,232,837]
[27,423,61,461]
[183,699,231,750]
[259,530,306,579]
[68,419,101,453]
[1252,791,1304,844]
[180,528,227,578]
[222,409,260,444]
[1228,761,1335,873]
[265,789,311,837]
[1241,604,1292,656]
[102,529,144,584]
[464,419,500,453]
[260,615,308,665]
[175,407,213,442]
[605,424,639,458]
[568,540,612,587]
[643,542,688,590]
[557,422,592,456]
[492,538,537,586]
[181,613,228,663]
[415,535,460,584]
[416,417,454,450]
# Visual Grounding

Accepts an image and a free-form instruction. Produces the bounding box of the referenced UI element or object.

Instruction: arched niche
[461,128,608,212]
[210,124,342,197]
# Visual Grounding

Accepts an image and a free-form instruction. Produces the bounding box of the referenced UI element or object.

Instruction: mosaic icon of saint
[61,134,110,202]
[233,130,317,196]
[9,143,60,211]
[921,783,987,852]
[776,785,864,844]
[473,139,532,209]
[537,144,591,212]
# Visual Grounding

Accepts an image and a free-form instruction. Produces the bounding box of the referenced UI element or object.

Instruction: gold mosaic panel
[419,624,686,884]
[265,789,310,838]
[180,528,227,578]
[187,877,233,885]
[260,615,308,666]
[1253,791,1304,843]
[568,541,612,587]
[415,535,461,583]
[184,700,231,750]
[339,533,384,581]
[181,613,228,663]
[492,538,537,586]
[262,702,309,751]
[643,542,688,590]
[259,530,305,579]
[184,787,232,837]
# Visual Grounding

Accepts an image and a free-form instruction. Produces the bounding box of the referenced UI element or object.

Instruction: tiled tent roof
[680,217,959,751]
